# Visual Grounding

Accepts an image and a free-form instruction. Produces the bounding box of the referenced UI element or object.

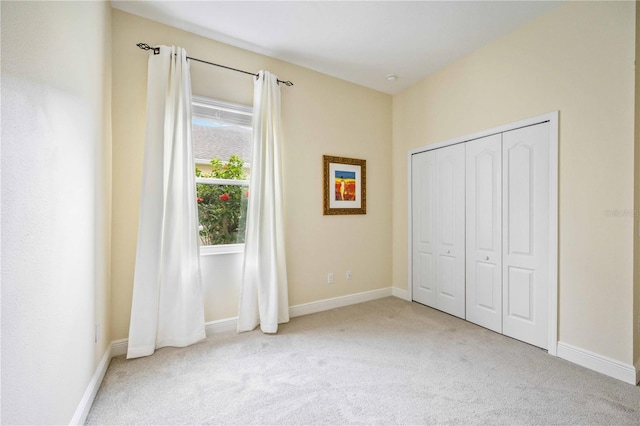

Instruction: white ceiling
[112,1,562,95]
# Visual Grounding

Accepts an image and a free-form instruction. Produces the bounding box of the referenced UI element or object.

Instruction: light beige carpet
[86,297,640,425]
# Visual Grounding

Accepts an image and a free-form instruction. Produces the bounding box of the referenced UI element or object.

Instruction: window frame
[192,96,252,256]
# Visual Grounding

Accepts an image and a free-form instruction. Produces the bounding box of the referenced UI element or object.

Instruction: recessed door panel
[475,152,495,251]
[507,145,533,256]
[506,266,534,322]
[503,123,549,349]
[476,262,497,311]
[465,134,502,333]
[438,159,456,247]
[438,254,456,299]
[418,166,433,245]
[417,252,434,292]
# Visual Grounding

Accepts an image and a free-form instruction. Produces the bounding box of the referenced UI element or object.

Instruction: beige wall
[111,10,392,340]
[392,1,636,364]
[1,1,112,423]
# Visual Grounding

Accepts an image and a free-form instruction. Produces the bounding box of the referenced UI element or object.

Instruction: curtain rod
[136,43,294,87]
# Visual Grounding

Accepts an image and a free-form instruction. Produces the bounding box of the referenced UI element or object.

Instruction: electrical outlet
[327,273,334,284]
[346,270,352,280]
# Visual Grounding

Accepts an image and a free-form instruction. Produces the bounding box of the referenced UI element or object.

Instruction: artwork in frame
[323,155,366,215]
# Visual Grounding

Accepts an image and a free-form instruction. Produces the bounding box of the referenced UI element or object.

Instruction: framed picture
[323,155,366,215]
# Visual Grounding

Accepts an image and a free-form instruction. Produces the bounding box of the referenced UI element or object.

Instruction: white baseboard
[557,341,638,385]
[112,320,239,353]
[111,338,128,357]
[69,344,112,425]
[391,287,410,301]
[109,287,397,358]
[289,287,392,318]
[205,287,396,336]
[205,317,238,336]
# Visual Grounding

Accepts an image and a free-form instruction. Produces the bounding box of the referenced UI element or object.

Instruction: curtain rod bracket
[136,42,293,86]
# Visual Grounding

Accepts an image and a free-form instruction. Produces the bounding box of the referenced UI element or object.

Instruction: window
[192,95,252,254]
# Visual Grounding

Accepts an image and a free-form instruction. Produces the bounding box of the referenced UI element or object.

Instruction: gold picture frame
[323,155,366,215]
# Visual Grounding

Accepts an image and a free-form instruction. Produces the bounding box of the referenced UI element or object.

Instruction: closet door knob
[485,256,490,260]
[446,250,451,254]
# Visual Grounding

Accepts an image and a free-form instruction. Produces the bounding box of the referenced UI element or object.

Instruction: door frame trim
[406,111,559,356]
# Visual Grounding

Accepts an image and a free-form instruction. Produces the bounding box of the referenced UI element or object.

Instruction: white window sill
[200,244,244,256]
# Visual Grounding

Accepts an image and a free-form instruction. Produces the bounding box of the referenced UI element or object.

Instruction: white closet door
[466,134,502,333]
[502,123,550,349]
[411,151,436,307]
[435,144,465,319]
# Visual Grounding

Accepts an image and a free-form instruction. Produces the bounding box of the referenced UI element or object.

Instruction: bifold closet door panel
[502,123,550,349]
[435,144,466,319]
[411,151,436,307]
[466,134,502,333]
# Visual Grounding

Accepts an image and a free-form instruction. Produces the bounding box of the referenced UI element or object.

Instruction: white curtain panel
[237,71,290,333]
[127,46,205,359]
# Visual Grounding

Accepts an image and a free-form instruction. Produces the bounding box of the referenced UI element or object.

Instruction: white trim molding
[111,339,128,358]
[391,287,410,301]
[289,287,392,318]
[200,243,244,256]
[106,287,400,361]
[205,317,238,336]
[69,344,113,425]
[557,341,638,385]
[202,288,398,337]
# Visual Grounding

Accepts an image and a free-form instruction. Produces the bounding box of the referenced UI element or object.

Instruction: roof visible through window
[191,96,252,166]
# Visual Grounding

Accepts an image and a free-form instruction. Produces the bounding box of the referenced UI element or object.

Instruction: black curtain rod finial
[136,42,294,87]
[136,42,159,55]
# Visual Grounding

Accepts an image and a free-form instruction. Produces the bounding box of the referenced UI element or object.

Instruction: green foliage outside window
[196,155,249,246]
